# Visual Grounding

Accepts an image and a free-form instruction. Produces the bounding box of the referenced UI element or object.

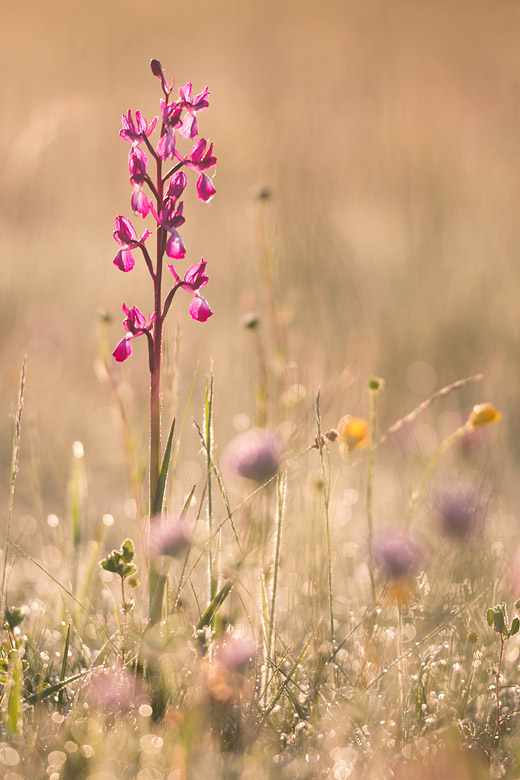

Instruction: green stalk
[315,392,336,682]
[1,358,26,620]
[267,470,287,667]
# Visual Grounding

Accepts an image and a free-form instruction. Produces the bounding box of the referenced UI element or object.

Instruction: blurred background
[1,0,519,532]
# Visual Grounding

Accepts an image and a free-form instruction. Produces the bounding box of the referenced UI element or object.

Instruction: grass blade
[195,580,233,631]
[152,417,176,517]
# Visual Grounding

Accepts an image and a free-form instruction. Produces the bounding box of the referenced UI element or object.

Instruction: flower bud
[467,403,501,429]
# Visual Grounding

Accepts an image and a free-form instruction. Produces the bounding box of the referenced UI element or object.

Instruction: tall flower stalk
[112,60,217,514]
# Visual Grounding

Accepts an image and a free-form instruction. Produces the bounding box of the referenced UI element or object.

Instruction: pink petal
[157,128,176,160]
[184,259,208,289]
[114,215,136,245]
[190,138,206,163]
[131,187,152,217]
[178,113,197,140]
[197,173,216,203]
[189,294,213,322]
[165,230,186,259]
[113,337,132,362]
[113,249,135,272]
[166,171,187,200]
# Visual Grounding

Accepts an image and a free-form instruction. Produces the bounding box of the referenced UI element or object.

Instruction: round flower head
[150,518,191,558]
[435,489,484,539]
[217,636,256,673]
[224,427,283,483]
[374,529,423,580]
[337,415,368,455]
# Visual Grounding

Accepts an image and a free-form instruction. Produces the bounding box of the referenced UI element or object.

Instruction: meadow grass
[2,3,520,778]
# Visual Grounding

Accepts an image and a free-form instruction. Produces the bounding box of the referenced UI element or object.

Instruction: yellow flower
[467,403,501,430]
[337,415,368,455]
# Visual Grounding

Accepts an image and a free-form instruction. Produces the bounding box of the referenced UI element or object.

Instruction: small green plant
[486,602,519,745]
[99,538,138,661]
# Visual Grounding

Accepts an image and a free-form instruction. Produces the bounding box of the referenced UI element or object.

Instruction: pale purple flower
[435,489,484,539]
[112,304,155,362]
[374,530,423,580]
[224,428,283,483]
[113,215,152,272]
[86,668,141,713]
[120,109,158,145]
[217,636,256,673]
[150,519,191,558]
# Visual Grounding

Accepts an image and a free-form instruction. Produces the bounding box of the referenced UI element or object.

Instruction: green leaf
[152,417,176,517]
[99,538,137,580]
[493,607,507,635]
[510,617,520,637]
[487,608,495,627]
[121,538,135,563]
[195,581,233,631]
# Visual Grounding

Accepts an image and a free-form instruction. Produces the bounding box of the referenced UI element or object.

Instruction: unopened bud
[368,376,385,393]
[467,403,501,429]
[150,59,163,78]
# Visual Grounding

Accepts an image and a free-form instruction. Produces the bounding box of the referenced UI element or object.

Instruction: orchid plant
[111,59,216,512]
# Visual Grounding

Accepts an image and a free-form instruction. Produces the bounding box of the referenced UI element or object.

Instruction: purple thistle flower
[217,636,256,673]
[435,489,484,539]
[86,668,141,713]
[150,518,191,558]
[374,529,423,580]
[224,428,283,483]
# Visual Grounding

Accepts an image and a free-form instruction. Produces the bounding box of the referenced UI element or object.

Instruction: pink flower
[197,173,216,203]
[113,216,152,272]
[151,200,186,259]
[178,82,210,140]
[157,127,176,161]
[112,304,155,362]
[168,258,209,291]
[166,171,187,201]
[189,294,212,322]
[120,110,158,145]
[182,139,217,202]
